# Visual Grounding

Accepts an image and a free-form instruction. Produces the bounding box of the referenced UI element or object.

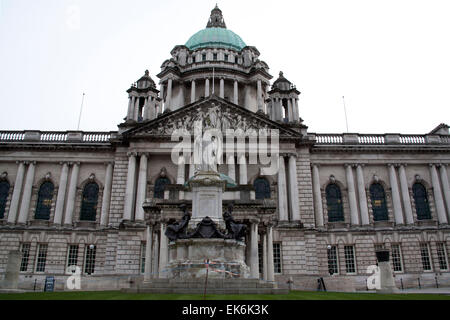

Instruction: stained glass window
[80,182,99,221]
[370,183,388,221]
[326,183,344,222]
[413,183,431,220]
[35,181,54,220]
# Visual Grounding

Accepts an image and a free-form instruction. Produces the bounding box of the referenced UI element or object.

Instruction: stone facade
[0,6,449,292]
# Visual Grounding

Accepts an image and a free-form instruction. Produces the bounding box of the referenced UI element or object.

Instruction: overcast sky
[0,0,449,134]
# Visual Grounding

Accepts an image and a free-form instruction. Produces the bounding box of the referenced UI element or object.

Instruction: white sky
[0,0,449,134]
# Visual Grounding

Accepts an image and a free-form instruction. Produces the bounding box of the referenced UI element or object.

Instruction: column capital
[287,153,297,159]
[429,163,438,168]
[138,152,149,158]
[356,163,365,168]
[344,163,356,168]
[387,163,400,168]
[104,161,115,166]
[15,160,24,165]
[311,163,320,169]
[250,218,260,224]
[127,151,138,157]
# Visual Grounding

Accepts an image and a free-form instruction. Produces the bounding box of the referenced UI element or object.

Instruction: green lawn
[0,290,449,300]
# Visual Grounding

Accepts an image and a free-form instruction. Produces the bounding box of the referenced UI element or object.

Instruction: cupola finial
[206,5,227,28]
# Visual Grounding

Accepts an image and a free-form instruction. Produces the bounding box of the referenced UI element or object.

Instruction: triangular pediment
[123,95,301,139]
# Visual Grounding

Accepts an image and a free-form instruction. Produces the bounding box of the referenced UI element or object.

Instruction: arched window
[369,183,388,221]
[0,181,10,219]
[326,183,344,222]
[80,182,99,221]
[154,177,170,199]
[254,178,271,199]
[35,181,54,220]
[413,183,431,220]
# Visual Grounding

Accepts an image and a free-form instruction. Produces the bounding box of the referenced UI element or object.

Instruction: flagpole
[342,96,349,133]
[77,93,85,131]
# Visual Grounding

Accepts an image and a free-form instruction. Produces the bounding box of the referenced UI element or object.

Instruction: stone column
[191,80,196,103]
[144,225,153,281]
[250,221,259,279]
[233,80,238,104]
[100,162,113,226]
[312,164,324,227]
[287,99,293,122]
[205,78,210,97]
[127,96,134,120]
[64,162,80,225]
[220,78,224,98]
[160,83,165,112]
[153,233,159,276]
[54,162,69,225]
[166,78,173,111]
[7,162,26,224]
[189,163,195,179]
[439,164,450,221]
[227,154,236,181]
[388,164,404,225]
[262,231,268,281]
[277,156,289,221]
[123,152,137,221]
[430,164,448,224]
[177,155,185,200]
[257,79,263,112]
[133,96,140,121]
[17,162,36,224]
[356,164,370,225]
[398,164,414,224]
[345,164,359,225]
[135,154,148,222]
[142,97,149,120]
[239,154,247,185]
[267,225,275,282]
[292,98,299,122]
[159,223,168,278]
[288,155,300,221]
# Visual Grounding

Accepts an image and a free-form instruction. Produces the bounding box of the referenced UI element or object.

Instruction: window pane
[326,184,344,222]
[80,182,99,221]
[420,243,432,271]
[67,245,79,268]
[327,246,338,275]
[437,243,448,271]
[141,243,146,274]
[273,243,282,274]
[35,182,54,220]
[391,244,403,272]
[36,244,48,272]
[413,183,431,220]
[84,245,96,275]
[0,181,10,219]
[369,183,388,221]
[20,243,31,272]
[344,245,356,274]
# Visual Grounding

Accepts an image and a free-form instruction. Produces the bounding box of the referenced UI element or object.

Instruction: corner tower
[268,71,301,123]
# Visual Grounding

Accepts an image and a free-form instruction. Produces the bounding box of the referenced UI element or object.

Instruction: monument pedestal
[167,238,249,279]
[375,250,398,293]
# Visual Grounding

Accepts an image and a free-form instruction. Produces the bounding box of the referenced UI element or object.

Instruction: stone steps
[121,278,288,294]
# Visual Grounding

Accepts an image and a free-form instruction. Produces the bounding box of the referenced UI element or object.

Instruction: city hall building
[0,6,449,291]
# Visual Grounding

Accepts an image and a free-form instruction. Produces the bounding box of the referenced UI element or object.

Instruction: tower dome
[185,5,246,51]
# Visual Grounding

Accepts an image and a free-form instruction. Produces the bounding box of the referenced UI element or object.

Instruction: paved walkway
[357,287,450,294]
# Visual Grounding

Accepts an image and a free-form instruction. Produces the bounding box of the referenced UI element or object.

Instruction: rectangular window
[327,245,339,275]
[224,54,228,61]
[202,54,206,61]
[273,243,282,274]
[141,242,146,274]
[391,244,403,272]
[192,56,196,63]
[420,243,432,271]
[35,244,48,273]
[20,243,31,272]
[213,53,217,61]
[374,244,384,252]
[84,245,96,275]
[436,242,448,271]
[344,245,356,274]
[66,245,79,270]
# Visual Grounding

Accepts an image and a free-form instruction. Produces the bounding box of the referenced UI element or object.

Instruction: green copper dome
[185,27,246,51]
